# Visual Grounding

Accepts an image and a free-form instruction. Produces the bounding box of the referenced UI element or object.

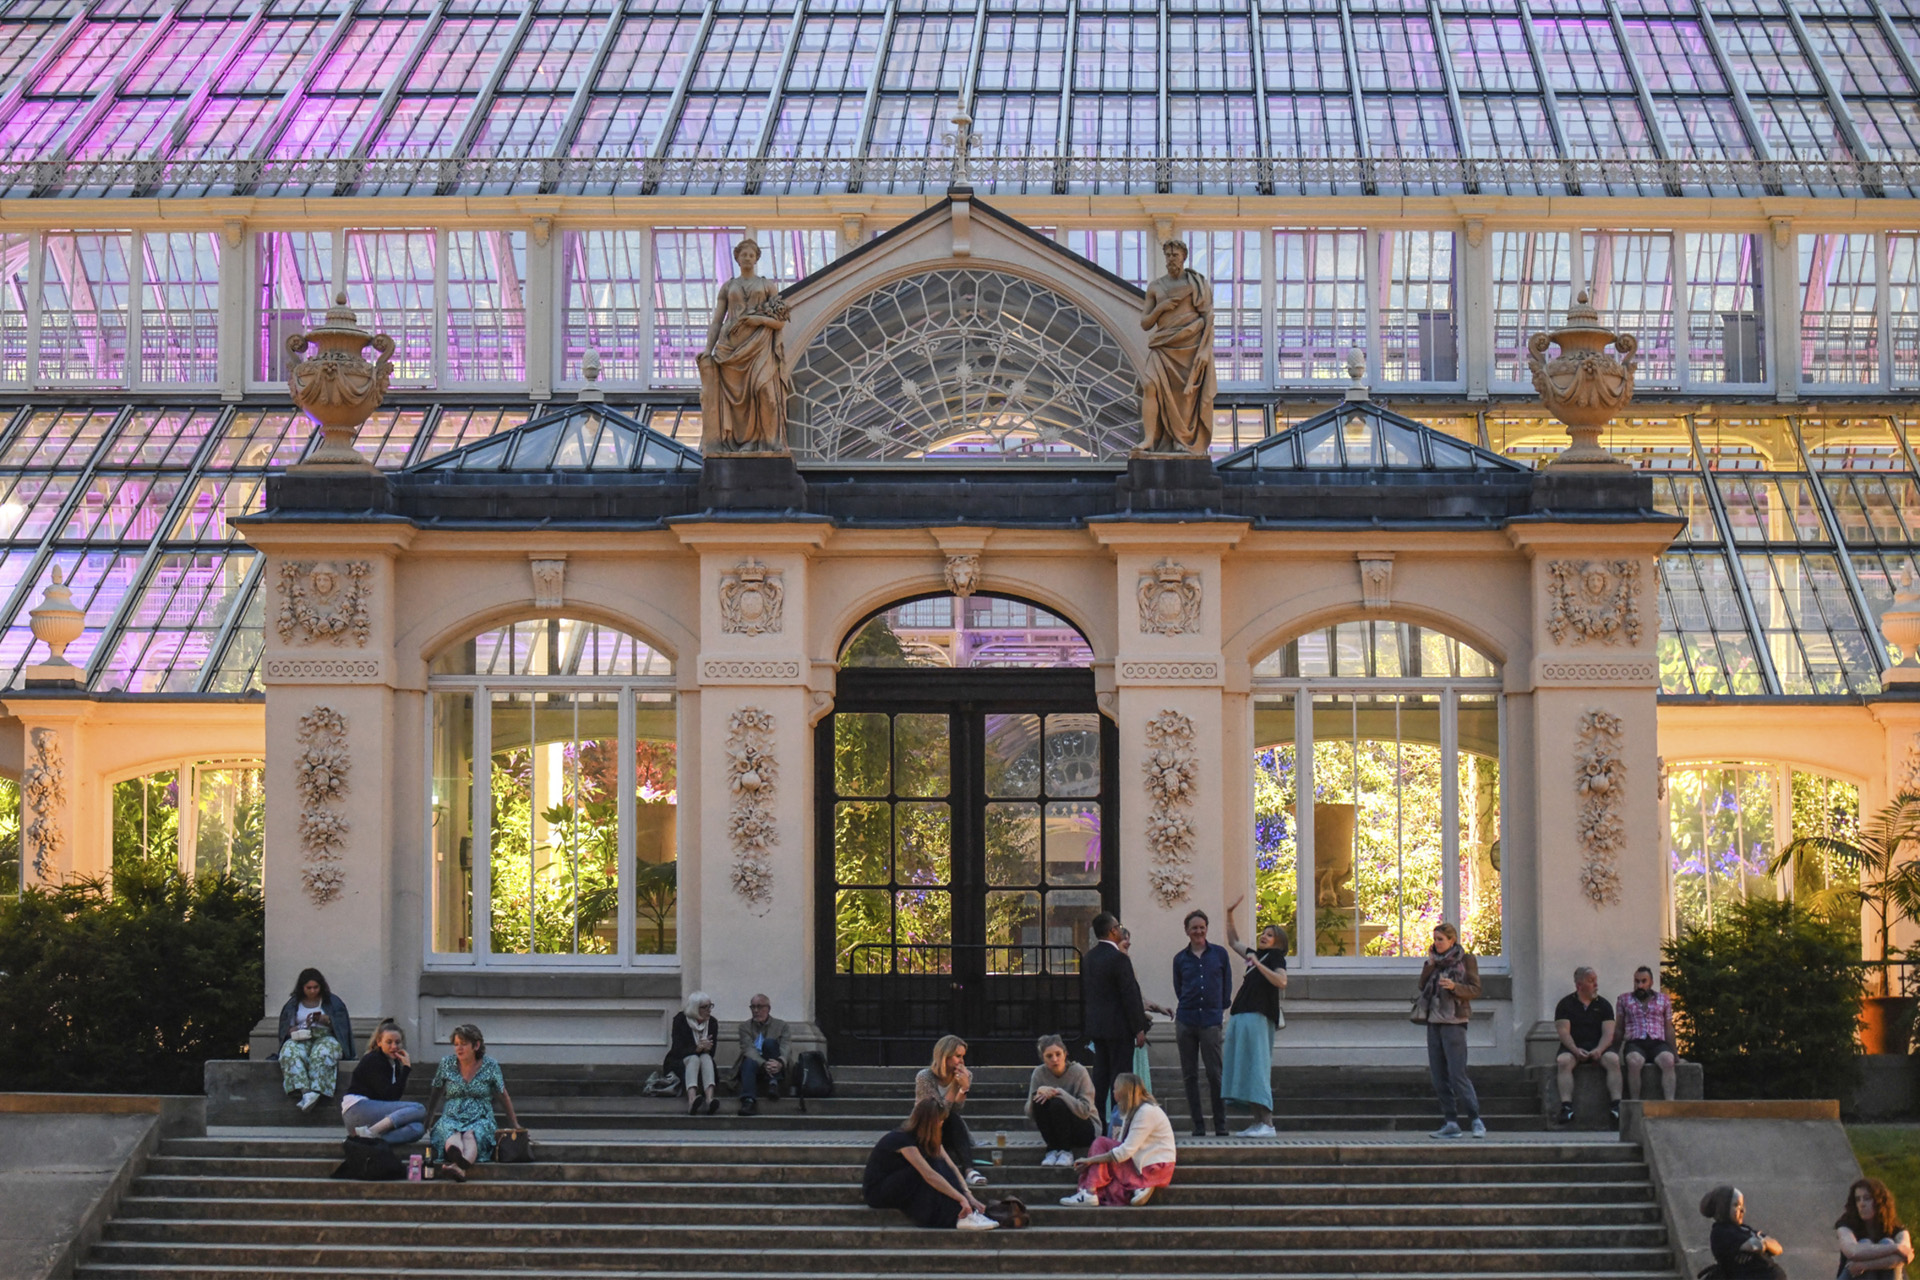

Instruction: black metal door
[816,668,1118,1064]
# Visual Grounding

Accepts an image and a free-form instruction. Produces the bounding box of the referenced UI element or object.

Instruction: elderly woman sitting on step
[276,968,355,1114]
[425,1024,519,1183]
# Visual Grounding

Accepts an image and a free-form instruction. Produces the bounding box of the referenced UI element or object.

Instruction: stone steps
[94,1067,1671,1279]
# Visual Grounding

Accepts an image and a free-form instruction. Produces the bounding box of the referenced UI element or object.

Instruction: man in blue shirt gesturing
[1171,910,1233,1137]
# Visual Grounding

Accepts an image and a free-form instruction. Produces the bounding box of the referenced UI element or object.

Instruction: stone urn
[1879,570,1920,684]
[27,566,83,670]
[1528,291,1636,468]
[286,292,395,469]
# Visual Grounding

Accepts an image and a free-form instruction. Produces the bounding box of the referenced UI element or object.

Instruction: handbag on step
[495,1127,533,1163]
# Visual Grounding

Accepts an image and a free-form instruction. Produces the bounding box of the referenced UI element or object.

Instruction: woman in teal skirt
[1221,898,1288,1138]
[425,1024,519,1181]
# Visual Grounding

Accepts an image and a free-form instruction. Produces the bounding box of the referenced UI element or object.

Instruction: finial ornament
[286,291,395,470]
[1527,291,1636,469]
[27,565,83,670]
[1881,567,1920,685]
[945,109,978,190]
[1344,348,1369,402]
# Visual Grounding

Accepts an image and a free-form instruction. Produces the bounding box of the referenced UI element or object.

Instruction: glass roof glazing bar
[445,0,541,168]
[38,0,189,186]
[80,443,213,687]
[746,0,810,174]
[1244,0,1272,163]
[1687,411,1783,696]
[959,0,987,118]
[1691,5,1775,169]
[1423,0,1474,197]
[1776,0,1875,177]
[1512,0,1570,178]
[349,0,459,164]
[544,1,623,183]
[194,549,263,695]
[644,2,718,167]
[1866,0,1920,99]
[246,0,362,168]
[1603,0,1674,171]
[1054,0,1077,160]
[1334,0,1371,167]
[1790,414,1887,677]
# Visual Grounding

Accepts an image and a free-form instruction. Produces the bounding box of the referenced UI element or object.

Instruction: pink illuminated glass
[255,232,332,381]
[108,408,219,467]
[311,18,425,93]
[29,18,159,96]
[122,17,244,93]
[97,551,254,693]
[171,476,267,541]
[62,474,184,541]
[215,17,335,94]
[141,232,221,385]
[405,15,517,93]
[447,230,527,384]
[0,233,26,384]
[343,230,435,386]
[40,232,132,384]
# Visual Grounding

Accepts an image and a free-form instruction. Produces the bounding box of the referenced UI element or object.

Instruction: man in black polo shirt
[1553,966,1621,1125]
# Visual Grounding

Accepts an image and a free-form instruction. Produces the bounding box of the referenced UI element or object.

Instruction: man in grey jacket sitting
[736,994,790,1116]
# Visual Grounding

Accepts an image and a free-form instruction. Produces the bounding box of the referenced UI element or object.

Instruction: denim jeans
[1426,1021,1480,1123]
[736,1052,784,1102]
[343,1097,427,1145]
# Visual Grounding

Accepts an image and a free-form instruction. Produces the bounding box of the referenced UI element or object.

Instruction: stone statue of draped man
[699,239,793,455]
[1137,238,1217,455]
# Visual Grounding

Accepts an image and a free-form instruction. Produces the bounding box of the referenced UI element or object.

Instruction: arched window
[110,760,265,887]
[1666,761,1859,946]
[840,594,1094,668]
[428,617,677,965]
[1252,619,1502,965]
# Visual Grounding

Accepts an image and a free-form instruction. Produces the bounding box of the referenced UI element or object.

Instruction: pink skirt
[1078,1135,1176,1206]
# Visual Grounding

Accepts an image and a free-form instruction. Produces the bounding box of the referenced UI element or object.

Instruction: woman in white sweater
[1059,1073,1176,1206]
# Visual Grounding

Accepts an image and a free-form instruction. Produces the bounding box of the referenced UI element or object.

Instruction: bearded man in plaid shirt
[1604,965,1679,1101]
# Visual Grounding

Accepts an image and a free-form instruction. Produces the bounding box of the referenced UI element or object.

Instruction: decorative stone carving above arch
[778,196,1153,463]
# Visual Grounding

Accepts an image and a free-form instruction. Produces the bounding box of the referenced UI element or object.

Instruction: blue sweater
[1171,943,1232,1027]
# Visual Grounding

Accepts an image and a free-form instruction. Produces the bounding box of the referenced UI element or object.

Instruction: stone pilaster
[676,522,828,1024]
[0,697,95,885]
[1093,522,1244,1010]
[1510,524,1669,1024]
[242,522,414,1035]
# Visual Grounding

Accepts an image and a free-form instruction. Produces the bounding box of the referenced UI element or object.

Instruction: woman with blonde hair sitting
[1060,1072,1176,1207]
[915,1034,986,1185]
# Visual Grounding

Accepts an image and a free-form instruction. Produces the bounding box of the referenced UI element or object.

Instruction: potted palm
[1770,791,1920,1054]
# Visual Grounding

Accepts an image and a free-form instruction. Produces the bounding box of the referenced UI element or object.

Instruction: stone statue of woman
[699,239,792,454]
[1137,239,1216,455]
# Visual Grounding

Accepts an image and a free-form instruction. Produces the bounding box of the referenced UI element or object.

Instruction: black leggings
[866,1158,966,1228]
[1031,1095,1098,1151]
[942,1112,974,1173]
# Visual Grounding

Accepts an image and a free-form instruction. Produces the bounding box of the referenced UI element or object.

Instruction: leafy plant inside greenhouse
[0,865,263,1094]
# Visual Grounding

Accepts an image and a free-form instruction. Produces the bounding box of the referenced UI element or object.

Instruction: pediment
[779,196,1150,463]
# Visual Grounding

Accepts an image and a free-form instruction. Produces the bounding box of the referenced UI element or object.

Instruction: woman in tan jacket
[1413,922,1483,1139]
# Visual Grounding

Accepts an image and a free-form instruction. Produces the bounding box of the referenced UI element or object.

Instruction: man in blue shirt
[1171,910,1233,1137]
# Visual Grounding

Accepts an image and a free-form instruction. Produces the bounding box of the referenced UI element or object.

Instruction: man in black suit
[1081,911,1151,1124]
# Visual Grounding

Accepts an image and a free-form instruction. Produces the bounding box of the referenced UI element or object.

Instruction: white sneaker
[1059,1188,1100,1207]
[956,1211,998,1230]
[964,1169,988,1185]
[1040,1150,1059,1167]
[297,1091,319,1112]
[1129,1185,1156,1206]
[1430,1120,1463,1139]
[1469,1119,1487,1138]
[1235,1123,1277,1138]
[352,1125,377,1139]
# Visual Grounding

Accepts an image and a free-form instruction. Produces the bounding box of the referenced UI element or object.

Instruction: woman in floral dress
[425,1024,519,1182]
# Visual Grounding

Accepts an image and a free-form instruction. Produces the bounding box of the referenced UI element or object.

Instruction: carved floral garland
[1142,709,1198,907]
[1546,559,1642,647]
[23,727,66,879]
[276,561,372,648]
[1575,708,1625,907]
[726,707,778,911]
[295,707,350,905]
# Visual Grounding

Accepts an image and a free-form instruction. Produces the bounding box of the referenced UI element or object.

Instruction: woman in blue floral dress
[425,1024,519,1181]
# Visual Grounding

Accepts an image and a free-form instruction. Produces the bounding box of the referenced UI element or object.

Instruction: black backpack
[331,1135,406,1181]
[793,1051,835,1102]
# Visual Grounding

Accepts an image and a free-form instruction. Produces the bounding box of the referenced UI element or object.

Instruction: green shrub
[1663,898,1862,1101]
[0,865,263,1095]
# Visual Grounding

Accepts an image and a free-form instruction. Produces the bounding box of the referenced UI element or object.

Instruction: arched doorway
[817,593,1116,1063]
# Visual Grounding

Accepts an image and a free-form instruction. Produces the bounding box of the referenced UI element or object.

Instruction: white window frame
[423,672,679,971]
[1249,669,1507,974]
